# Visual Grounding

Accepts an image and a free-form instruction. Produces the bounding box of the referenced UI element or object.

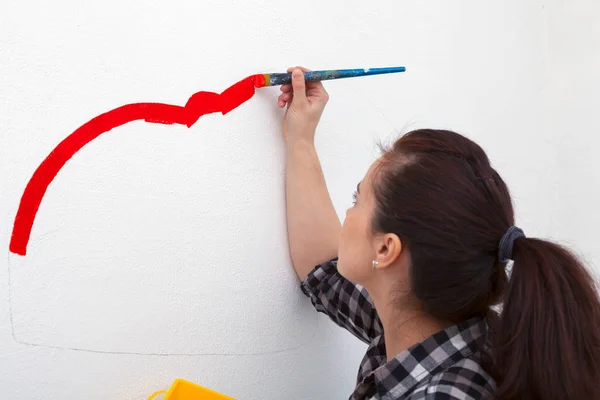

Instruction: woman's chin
[336,259,361,283]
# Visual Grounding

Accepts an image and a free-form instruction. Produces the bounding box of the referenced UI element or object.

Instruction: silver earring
[372,260,379,270]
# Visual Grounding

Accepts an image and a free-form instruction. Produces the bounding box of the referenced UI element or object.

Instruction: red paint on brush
[10,76,261,256]
[251,74,267,88]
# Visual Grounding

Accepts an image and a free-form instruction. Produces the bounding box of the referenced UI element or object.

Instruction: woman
[277,67,600,399]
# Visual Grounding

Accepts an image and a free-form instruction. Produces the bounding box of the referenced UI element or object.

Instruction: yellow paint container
[148,379,235,400]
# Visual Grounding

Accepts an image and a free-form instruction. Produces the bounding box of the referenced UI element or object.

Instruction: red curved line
[10,75,265,256]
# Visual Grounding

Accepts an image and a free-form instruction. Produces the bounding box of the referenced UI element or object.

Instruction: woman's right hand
[278,66,329,144]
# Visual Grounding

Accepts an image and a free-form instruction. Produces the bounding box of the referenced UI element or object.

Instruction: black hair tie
[498,226,525,263]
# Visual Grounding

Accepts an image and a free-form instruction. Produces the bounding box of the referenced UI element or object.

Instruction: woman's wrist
[285,133,316,151]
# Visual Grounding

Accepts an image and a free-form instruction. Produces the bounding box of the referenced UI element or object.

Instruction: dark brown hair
[371,129,600,399]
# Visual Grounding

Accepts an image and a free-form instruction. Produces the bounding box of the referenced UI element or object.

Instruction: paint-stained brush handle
[256,67,406,87]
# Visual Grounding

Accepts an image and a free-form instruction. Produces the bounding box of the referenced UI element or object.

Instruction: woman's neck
[371,294,451,361]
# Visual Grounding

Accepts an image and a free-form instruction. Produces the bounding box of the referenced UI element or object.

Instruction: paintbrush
[252,66,406,87]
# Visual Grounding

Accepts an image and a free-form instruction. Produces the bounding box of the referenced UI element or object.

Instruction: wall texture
[542,0,600,276]
[0,1,596,399]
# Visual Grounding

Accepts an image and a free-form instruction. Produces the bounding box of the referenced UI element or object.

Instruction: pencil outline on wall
[7,250,319,355]
[6,74,320,355]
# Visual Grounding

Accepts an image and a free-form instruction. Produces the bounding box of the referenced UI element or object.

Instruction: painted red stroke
[9,74,268,256]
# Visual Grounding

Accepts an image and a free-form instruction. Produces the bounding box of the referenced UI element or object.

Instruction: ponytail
[493,237,600,399]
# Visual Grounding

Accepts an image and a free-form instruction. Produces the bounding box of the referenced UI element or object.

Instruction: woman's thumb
[291,68,307,104]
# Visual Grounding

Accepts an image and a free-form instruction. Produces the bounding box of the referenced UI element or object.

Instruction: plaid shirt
[301,258,496,399]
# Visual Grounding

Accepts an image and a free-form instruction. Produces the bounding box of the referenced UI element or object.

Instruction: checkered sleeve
[300,258,383,344]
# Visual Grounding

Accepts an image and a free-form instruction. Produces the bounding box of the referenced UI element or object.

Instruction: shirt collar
[373,316,487,399]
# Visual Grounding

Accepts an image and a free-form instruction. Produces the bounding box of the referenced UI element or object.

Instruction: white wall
[542,0,600,276]
[0,1,596,399]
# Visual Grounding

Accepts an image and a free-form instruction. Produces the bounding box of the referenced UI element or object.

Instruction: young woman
[277,67,600,399]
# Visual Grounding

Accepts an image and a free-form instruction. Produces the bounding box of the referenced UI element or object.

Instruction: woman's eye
[352,191,357,204]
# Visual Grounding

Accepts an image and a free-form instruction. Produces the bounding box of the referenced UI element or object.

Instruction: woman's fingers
[284,66,319,88]
[288,66,325,92]
[278,96,286,108]
[278,92,293,108]
[278,66,327,107]
[279,92,292,102]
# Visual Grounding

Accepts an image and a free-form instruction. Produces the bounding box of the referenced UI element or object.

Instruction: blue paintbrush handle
[266,67,406,86]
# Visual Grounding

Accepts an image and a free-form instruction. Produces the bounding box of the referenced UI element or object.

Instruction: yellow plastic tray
[149,378,235,400]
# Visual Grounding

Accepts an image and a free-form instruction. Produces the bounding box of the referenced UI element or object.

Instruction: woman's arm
[278,67,341,281]
[285,141,341,280]
[278,67,383,343]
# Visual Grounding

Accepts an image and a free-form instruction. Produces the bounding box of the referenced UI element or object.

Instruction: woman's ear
[373,233,402,270]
